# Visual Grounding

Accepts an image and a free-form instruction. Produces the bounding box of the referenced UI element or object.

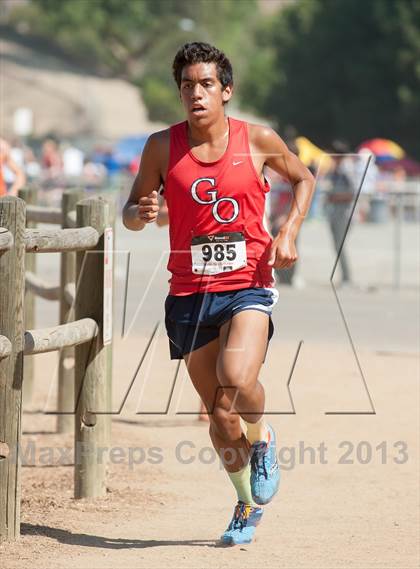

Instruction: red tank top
[164,116,275,295]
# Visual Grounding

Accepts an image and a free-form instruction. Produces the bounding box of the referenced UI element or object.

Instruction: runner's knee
[216,360,255,393]
[210,406,241,441]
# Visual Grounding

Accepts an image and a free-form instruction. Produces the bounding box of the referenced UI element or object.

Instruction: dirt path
[1,337,418,569]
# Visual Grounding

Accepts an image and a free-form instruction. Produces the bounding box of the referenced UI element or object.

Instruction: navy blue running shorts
[164,286,279,360]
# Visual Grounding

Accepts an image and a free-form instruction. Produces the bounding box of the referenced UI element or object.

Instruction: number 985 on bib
[190,231,247,275]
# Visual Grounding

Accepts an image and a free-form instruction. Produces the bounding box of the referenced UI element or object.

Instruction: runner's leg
[217,309,281,505]
[217,309,269,426]
[183,338,250,473]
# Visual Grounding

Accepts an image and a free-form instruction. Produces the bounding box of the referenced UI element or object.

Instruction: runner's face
[180,62,232,124]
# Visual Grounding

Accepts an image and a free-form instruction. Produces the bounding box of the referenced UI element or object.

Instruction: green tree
[240,0,420,157]
[7,0,261,124]
[8,0,153,76]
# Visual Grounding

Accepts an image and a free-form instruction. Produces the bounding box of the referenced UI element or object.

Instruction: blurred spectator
[325,140,356,285]
[0,138,26,196]
[82,157,107,190]
[10,138,25,168]
[24,147,42,181]
[62,142,84,178]
[42,138,63,177]
[103,149,120,177]
[92,145,120,177]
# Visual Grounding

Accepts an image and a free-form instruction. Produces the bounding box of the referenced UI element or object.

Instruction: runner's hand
[268,231,298,269]
[138,191,159,223]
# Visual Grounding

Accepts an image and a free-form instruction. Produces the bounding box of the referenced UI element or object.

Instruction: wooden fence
[0,191,114,542]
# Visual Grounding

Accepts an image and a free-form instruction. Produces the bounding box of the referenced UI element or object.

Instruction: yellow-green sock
[244,418,269,445]
[227,464,257,506]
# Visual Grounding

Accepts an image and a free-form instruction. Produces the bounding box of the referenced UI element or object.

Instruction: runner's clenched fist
[138,190,159,223]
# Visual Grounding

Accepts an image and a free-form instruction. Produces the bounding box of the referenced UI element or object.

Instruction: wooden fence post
[106,202,116,448]
[0,197,26,541]
[18,187,37,408]
[57,189,85,434]
[74,197,112,498]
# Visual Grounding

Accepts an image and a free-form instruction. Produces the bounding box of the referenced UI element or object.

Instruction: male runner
[123,42,314,545]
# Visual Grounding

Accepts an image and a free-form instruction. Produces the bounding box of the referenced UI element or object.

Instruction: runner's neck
[187,115,229,146]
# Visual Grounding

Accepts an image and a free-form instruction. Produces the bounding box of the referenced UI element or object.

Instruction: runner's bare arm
[122,131,167,231]
[250,125,315,269]
[251,125,315,235]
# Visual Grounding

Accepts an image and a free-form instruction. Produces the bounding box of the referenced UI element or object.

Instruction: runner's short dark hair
[172,42,233,89]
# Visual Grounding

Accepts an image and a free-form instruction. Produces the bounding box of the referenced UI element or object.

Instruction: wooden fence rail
[0,228,13,251]
[24,318,98,355]
[0,228,100,254]
[24,226,99,253]
[63,282,76,306]
[0,193,114,542]
[25,204,62,224]
[0,336,12,359]
[25,271,60,301]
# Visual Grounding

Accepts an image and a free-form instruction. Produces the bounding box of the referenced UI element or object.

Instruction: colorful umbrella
[357,138,405,162]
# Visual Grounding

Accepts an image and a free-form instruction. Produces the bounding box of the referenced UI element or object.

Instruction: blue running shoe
[220,501,264,545]
[250,424,280,505]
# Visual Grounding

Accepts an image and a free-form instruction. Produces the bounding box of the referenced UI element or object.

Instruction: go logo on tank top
[190,177,239,223]
[189,177,247,275]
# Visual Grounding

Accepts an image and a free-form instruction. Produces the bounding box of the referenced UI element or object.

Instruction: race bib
[191,231,247,275]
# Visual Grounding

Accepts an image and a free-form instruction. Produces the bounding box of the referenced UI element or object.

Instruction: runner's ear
[222,85,233,103]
